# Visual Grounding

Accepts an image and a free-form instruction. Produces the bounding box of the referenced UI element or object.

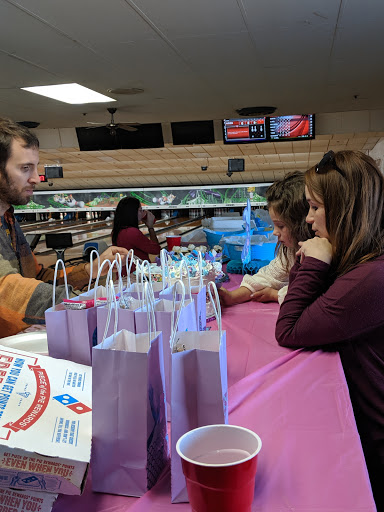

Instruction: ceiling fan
[86,107,140,135]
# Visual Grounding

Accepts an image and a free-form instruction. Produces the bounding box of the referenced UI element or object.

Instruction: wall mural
[14,184,270,212]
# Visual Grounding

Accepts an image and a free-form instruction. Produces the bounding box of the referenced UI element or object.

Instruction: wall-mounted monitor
[76,124,164,151]
[171,120,215,145]
[45,233,73,249]
[44,165,63,178]
[223,117,267,144]
[269,114,315,141]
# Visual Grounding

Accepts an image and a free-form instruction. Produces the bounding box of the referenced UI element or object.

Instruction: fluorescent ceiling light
[21,83,116,104]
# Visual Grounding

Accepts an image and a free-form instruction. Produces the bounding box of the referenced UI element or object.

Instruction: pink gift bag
[45,256,110,365]
[92,283,169,496]
[170,281,228,503]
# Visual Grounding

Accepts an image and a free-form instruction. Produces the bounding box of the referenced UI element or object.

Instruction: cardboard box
[0,345,91,495]
[0,487,57,512]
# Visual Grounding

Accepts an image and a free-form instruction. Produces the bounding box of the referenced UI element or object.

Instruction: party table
[53,273,376,511]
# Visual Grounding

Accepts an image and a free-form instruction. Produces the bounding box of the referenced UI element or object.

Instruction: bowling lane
[33,217,204,268]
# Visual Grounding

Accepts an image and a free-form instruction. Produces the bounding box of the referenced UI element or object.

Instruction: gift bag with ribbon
[92,281,168,496]
[96,258,143,344]
[135,269,197,408]
[170,281,228,503]
[159,253,207,331]
[45,255,106,365]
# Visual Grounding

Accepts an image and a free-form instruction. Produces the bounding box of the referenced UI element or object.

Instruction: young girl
[219,171,313,306]
[276,150,384,509]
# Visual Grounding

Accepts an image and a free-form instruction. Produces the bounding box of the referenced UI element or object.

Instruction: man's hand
[250,287,279,303]
[85,246,129,278]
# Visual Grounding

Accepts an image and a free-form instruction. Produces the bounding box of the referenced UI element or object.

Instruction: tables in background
[53,273,376,511]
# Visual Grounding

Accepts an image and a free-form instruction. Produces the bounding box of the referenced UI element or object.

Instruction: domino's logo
[53,394,91,414]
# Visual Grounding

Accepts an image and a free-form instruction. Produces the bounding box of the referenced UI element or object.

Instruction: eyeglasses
[315,150,346,177]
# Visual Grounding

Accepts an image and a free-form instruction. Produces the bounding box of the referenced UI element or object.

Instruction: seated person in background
[112,197,161,270]
[0,117,128,338]
[276,150,384,510]
[219,171,313,305]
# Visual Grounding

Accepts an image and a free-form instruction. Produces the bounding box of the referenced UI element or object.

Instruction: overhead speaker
[228,158,245,172]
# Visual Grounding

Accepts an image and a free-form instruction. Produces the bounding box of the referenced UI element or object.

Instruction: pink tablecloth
[53,274,376,511]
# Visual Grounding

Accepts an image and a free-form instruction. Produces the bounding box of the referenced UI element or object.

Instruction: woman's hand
[296,237,332,265]
[144,210,156,228]
[250,287,279,303]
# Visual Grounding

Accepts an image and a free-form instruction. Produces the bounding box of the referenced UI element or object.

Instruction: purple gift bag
[92,282,168,496]
[45,256,110,365]
[170,281,228,503]
[96,258,142,343]
[135,278,197,409]
[159,254,207,331]
[126,259,167,299]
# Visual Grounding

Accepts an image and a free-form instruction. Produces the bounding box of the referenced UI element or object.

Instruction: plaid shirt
[0,207,90,338]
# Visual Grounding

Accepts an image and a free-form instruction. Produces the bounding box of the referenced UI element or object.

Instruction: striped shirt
[0,208,89,338]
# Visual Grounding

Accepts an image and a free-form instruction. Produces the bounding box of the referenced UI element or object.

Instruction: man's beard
[0,168,31,206]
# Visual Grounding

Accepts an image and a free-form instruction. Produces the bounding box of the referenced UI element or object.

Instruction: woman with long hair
[111,197,160,265]
[219,171,313,305]
[276,150,384,509]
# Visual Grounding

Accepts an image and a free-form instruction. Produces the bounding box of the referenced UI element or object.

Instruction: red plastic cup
[166,235,182,251]
[176,424,262,512]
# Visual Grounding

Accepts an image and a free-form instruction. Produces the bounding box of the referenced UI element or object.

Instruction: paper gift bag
[160,254,207,331]
[126,259,167,299]
[97,258,143,343]
[135,278,197,407]
[92,282,169,496]
[171,281,228,503]
[45,257,111,365]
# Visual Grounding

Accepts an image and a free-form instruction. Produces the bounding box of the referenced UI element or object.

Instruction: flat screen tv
[171,120,215,145]
[223,117,267,144]
[269,114,315,141]
[76,123,164,151]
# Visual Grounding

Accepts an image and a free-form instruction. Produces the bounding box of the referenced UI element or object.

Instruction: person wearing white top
[219,171,313,306]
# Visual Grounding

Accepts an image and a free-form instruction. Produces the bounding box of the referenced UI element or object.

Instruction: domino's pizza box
[0,487,57,512]
[0,344,91,495]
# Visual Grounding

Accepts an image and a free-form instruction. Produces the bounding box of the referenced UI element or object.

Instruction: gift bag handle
[197,251,203,290]
[52,259,70,309]
[125,249,135,288]
[160,248,170,290]
[179,258,192,297]
[106,258,123,300]
[136,260,147,307]
[93,259,112,300]
[101,279,119,347]
[113,253,124,296]
[87,250,100,292]
[169,279,186,352]
[143,280,157,343]
[207,281,222,343]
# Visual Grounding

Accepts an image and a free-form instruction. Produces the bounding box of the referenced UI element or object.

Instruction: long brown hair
[111,196,140,245]
[266,171,313,269]
[305,150,384,276]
